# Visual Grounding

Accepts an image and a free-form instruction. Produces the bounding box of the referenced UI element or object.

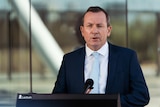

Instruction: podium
[16,93,121,107]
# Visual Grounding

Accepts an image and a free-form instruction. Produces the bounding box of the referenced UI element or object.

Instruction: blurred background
[0,0,160,107]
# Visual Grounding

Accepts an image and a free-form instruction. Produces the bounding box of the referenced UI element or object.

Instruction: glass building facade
[0,0,160,107]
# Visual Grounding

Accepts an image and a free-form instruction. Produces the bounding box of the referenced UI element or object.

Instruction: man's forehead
[84,12,107,22]
[84,11,106,18]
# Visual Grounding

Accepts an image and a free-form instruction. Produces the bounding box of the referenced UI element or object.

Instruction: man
[52,6,150,107]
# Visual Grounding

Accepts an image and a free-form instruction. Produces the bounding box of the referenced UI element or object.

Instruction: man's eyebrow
[84,22,93,25]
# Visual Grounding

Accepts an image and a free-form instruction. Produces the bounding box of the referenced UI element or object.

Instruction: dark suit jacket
[52,42,150,107]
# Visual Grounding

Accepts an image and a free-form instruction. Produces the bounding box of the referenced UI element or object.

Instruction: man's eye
[97,25,103,28]
[87,25,92,27]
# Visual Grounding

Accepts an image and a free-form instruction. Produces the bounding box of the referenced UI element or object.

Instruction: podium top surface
[17,93,119,100]
[16,93,121,107]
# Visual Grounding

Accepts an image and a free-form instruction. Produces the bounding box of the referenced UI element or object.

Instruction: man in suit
[52,6,150,107]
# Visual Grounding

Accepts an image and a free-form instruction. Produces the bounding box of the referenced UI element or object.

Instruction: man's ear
[107,26,112,37]
[80,26,84,37]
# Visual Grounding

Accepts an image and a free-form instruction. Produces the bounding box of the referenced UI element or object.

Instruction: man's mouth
[92,37,98,39]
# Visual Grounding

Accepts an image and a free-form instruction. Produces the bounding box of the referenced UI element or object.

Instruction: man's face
[80,11,112,51]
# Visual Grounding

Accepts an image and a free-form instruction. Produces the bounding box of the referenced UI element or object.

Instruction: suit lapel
[76,47,86,92]
[105,43,119,93]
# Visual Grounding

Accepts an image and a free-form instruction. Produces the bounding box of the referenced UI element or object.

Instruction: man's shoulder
[65,46,85,57]
[109,42,136,54]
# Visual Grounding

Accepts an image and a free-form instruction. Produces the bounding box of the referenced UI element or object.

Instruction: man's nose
[91,26,98,33]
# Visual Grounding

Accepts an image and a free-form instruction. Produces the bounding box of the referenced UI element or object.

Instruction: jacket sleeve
[120,52,150,107]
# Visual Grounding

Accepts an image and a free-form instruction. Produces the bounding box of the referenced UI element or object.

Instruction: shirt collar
[85,42,109,57]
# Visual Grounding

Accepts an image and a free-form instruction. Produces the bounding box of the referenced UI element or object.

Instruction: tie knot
[92,52,99,58]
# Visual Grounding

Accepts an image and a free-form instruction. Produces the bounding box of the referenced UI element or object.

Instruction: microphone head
[85,78,94,88]
[83,78,94,93]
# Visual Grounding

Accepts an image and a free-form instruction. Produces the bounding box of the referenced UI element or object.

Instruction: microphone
[83,78,94,94]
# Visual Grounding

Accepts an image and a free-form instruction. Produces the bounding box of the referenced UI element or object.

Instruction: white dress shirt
[84,42,109,94]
